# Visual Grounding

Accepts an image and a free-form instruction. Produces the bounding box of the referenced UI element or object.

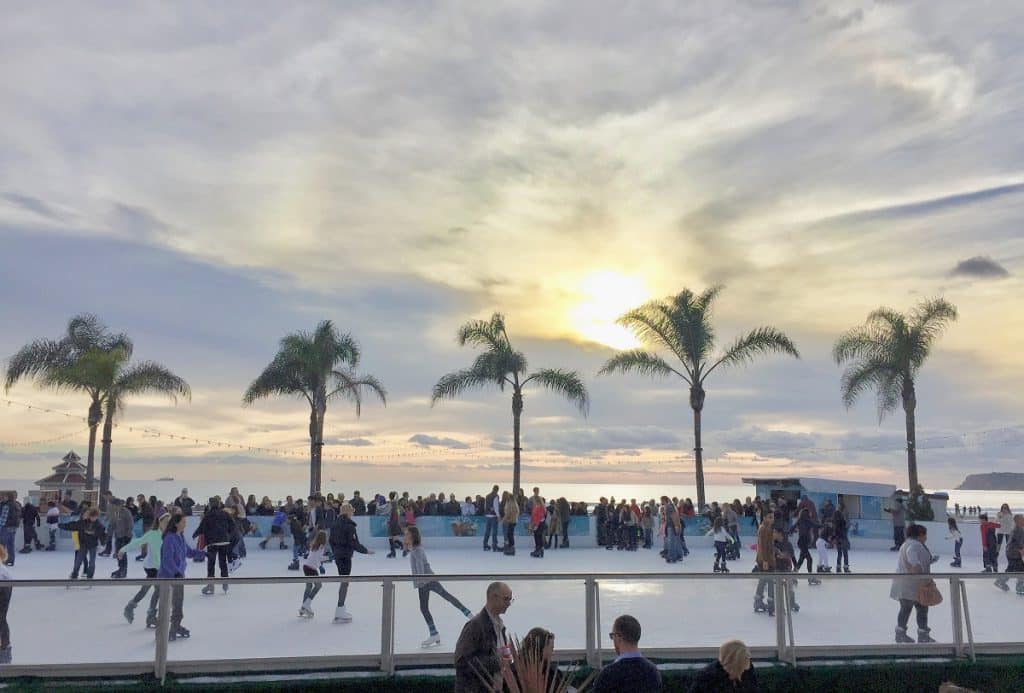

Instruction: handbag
[917,578,943,607]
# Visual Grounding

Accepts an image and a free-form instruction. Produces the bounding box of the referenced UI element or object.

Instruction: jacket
[453,608,503,693]
[408,546,434,588]
[1007,525,1024,562]
[194,507,235,545]
[122,529,163,570]
[111,506,135,539]
[756,522,775,570]
[329,516,369,559]
[889,538,932,601]
[503,499,519,524]
[158,531,205,578]
[529,503,546,530]
[687,660,759,693]
[59,518,106,549]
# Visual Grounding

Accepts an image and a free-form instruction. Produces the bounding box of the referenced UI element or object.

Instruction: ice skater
[946,517,963,568]
[59,507,105,582]
[834,506,851,573]
[815,528,832,575]
[994,514,1024,595]
[119,514,170,628]
[406,527,472,648]
[329,503,374,624]
[385,504,403,558]
[790,508,820,585]
[298,530,329,618]
[193,497,234,595]
[707,517,730,573]
[160,513,206,641]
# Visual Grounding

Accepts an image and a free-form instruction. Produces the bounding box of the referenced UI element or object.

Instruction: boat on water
[156,477,175,482]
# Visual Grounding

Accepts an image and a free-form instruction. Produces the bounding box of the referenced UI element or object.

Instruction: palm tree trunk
[903,380,918,493]
[690,385,707,511]
[99,401,115,499]
[512,389,523,495]
[85,397,102,490]
[309,408,322,497]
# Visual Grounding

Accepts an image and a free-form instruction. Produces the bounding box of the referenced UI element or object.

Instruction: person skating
[18,500,43,553]
[44,500,60,551]
[119,514,170,628]
[996,503,1014,552]
[287,507,307,570]
[528,494,546,558]
[385,504,403,558]
[662,496,684,564]
[501,493,519,556]
[0,494,20,566]
[59,507,105,582]
[884,497,907,551]
[890,524,935,644]
[707,517,731,573]
[994,514,1024,594]
[482,485,500,552]
[790,508,821,585]
[834,506,851,573]
[815,528,832,575]
[980,514,1000,573]
[544,500,561,550]
[160,513,206,641]
[406,527,472,648]
[108,499,135,579]
[193,497,234,595]
[753,513,775,615]
[298,530,330,618]
[259,507,289,550]
[328,503,374,624]
[557,497,571,548]
[0,547,12,664]
[947,517,963,568]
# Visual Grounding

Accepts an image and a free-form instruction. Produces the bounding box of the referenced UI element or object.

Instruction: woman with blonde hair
[689,639,759,691]
[502,492,519,556]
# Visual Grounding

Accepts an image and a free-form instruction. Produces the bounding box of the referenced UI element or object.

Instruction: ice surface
[1,543,1018,666]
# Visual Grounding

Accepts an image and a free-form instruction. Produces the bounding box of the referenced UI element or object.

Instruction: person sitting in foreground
[688,639,761,692]
[592,614,661,693]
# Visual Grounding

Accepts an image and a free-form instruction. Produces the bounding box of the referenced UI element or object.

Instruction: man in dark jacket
[19,499,43,553]
[194,497,235,594]
[108,499,136,578]
[350,492,366,516]
[453,581,513,693]
[557,497,571,548]
[329,502,374,623]
[483,486,500,552]
[0,494,21,566]
[592,614,661,693]
[174,488,196,516]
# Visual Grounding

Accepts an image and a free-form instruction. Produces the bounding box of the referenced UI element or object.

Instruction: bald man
[454,581,513,693]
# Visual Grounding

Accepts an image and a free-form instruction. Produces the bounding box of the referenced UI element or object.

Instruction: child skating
[706,517,730,573]
[406,527,471,648]
[299,530,329,618]
[947,516,963,568]
[119,514,170,628]
[328,503,374,624]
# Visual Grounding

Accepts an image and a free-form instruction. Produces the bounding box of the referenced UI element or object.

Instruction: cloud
[949,255,1010,279]
[325,437,374,446]
[408,434,470,449]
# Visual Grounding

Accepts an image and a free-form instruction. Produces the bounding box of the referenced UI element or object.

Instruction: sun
[569,271,650,349]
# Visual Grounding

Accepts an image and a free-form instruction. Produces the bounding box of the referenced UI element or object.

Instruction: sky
[1,2,1023,494]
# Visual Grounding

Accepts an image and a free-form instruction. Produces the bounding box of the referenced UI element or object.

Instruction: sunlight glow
[569,271,650,349]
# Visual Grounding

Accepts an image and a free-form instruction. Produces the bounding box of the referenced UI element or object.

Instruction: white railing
[0,571,1018,685]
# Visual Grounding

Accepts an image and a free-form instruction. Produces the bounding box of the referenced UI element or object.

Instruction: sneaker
[421,633,441,648]
[895,628,914,644]
[201,585,215,596]
[124,603,136,624]
[333,606,352,623]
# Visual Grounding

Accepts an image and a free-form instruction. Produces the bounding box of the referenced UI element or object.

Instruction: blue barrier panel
[367,514,590,538]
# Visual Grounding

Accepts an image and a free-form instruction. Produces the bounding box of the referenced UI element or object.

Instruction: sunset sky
[1,3,1022,491]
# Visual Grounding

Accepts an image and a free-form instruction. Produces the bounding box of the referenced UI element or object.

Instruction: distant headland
[956,473,1024,491]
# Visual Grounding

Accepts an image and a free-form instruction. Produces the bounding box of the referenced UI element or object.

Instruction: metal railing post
[774,576,790,664]
[594,580,602,669]
[154,582,172,684]
[584,578,597,669]
[380,579,396,675]
[949,577,964,657]
[959,580,976,662]
[784,577,796,665]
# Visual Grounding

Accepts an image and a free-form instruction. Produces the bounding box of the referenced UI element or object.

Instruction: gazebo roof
[36,450,89,487]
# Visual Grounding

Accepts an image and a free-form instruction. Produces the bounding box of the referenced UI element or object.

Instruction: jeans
[48,526,58,549]
[335,556,352,606]
[836,546,850,568]
[0,586,10,648]
[896,599,928,631]
[72,546,97,578]
[418,581,469,633]
[893,526,905,548]
[302,565,322,602]
[561,518,569,546]
[206,544,230,585]
[796,545,813,573]
[714,541,727,566]
[0,529,14,564]
[170,583,184,629]
[643,528,653,548]
[129,568,160,615]
[504,522,515,549]
[292,536,307,562]
[728,526,741,555]
[665,525,683,562]
[115,536,131,576]
[484,517,499,548]
[953,539,962,562]
[533,525,545,554]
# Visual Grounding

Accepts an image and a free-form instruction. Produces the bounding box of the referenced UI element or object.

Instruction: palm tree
[44,346,191,497]
[4,314,132,489]
[432,313,589,495]
[599,287,799,510]
[833,298,957,493]
[244,321,386,496]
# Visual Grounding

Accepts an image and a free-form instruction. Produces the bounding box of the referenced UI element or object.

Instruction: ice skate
[808,576,821,586]
[123,602,136,624]
[720,564,729,573]
[995,579,1010,592]
[753,596,768,613]
[895,627,914,644]
[299,600,314,618]
[843,565,850,573]
[421,633,441,648]
[917,629,935,644]
[221,583,229,593]
[1016,582,1024,596]
[201,584,215,596]
[146,611,158,629]
[950,559,961,568]
[333,606,352,624]
[766,600,775,617]
[713,563,721,573]
[287,559,300,570]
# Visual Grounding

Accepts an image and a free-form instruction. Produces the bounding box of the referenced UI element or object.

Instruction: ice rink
[0,540,1020,667]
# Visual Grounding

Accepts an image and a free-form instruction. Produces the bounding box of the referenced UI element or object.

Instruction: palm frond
[243,355,311,406]
[524,368,590,415]
[457,313,508,351]
[615,301,685,360]
[114,361,191,402]
[839,358,901,414]
[704,326,800,380]
[909,297,957,367]
[431,368,502,404]
[4,339,66,390]
[328,370,387,416]
[598,349,687,382]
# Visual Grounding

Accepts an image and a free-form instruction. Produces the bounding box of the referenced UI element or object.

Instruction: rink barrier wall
[0,570,1019,684]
